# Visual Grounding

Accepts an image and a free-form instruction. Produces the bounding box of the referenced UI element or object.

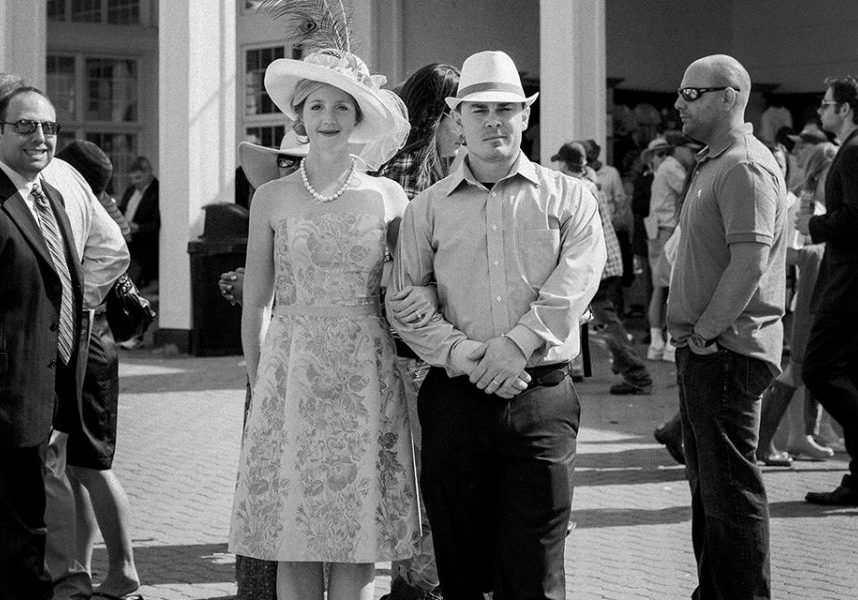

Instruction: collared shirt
[43,158,130,308]
[0,159,43,223]
[667,123,787,374]
[389,152,606,375]
[124,181,150,223]
[595,163,629,228]
[578,172,623,280]
[650,155,686,230]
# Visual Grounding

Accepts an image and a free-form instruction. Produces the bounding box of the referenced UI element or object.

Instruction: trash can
[187,203,250,356]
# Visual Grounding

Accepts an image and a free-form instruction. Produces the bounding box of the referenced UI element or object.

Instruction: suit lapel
[0,169,56,270]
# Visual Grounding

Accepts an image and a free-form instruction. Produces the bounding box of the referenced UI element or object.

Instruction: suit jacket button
[47,359,57,369]
[50,322,59,331]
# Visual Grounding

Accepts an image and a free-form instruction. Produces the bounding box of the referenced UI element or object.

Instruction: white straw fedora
[264,49,392,144]
[239,129,309,189]
[445,50,538,111]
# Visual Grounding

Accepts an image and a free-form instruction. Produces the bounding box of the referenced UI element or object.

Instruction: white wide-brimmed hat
[445,50,538,111]
[264,49,393,144]
[239,129,309,189]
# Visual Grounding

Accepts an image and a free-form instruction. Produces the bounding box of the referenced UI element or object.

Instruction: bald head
[687,54,751,112]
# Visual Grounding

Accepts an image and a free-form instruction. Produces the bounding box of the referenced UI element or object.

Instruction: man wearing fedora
[389,50,606,599]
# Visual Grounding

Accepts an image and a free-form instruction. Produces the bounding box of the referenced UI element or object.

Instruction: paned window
[245,46,285,116]
[47,0,141,25]
[245,126,286,150]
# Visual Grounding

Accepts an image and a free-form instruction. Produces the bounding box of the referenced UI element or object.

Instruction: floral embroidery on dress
[230,195,419,563]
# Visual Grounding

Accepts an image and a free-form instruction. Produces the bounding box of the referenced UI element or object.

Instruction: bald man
[667,55,787,600]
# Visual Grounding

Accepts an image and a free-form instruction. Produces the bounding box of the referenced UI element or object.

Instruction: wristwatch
[690,332,716,348]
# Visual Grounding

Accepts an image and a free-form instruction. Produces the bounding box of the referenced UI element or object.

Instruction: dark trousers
[802,312,858,482]
[419,367,579,600]
[591,277,651,388]
[0,438,53,600]
[677,346,772,600]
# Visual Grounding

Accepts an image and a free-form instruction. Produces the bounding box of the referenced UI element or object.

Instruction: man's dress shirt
[42,159,129,309]
[389,153,606,376]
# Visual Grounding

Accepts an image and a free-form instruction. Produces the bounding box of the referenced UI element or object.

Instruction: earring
[293,120,307,137]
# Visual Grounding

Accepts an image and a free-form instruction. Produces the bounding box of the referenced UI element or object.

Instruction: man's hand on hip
[468,336,529,396]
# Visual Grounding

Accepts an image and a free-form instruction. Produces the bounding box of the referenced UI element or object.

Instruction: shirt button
[493,260,499,266]
[491,225,498,231]
[496,296,503,302]
[492,192,497,197]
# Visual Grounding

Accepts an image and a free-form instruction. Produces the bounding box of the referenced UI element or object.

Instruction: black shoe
[654,425,685,465]
[609,381,653,395]
[381,577,434,600]
[806,476,858,506]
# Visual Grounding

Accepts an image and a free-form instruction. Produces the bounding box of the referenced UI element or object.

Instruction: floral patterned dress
[229,173,420,562]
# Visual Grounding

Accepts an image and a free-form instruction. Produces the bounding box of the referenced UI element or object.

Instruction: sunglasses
[677,87,738,102]
[0,119,62,136]
[277,154,301,170]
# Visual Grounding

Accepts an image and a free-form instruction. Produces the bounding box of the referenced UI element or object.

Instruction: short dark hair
[128,156,152,174]
[0,86,50,123]
[824,75,858,124]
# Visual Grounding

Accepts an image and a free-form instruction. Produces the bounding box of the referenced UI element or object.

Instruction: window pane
[47,0,67,21]
[246,125,285,149]
[85,58,137,122]
[71,0,102,22]
[245,46,285,116]
[47,56,77,124]
[85,132,138,195]
[107,0,140,25]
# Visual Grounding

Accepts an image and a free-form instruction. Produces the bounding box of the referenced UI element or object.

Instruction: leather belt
[524,362,571,387]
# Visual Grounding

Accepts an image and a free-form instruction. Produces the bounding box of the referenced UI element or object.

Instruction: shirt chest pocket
[516,229,560,289]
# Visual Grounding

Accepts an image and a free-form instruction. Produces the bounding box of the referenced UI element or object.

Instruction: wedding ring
[416,311,424,319]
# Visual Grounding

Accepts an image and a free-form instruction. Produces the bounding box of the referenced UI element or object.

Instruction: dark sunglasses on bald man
[0,119,62,135]
[677,86,739,102]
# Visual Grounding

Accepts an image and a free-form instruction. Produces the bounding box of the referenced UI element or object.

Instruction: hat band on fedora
[456,81,524,99]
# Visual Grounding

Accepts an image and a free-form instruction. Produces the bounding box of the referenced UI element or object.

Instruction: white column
[539,0,606,166]
[0,0,46,87]
[157,1,236,339]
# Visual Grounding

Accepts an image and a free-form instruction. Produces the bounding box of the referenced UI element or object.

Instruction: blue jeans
[677,346,772,600]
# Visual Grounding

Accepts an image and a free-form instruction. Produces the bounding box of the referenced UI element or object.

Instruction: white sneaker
[662,345,676,363]
[647,345,664,361]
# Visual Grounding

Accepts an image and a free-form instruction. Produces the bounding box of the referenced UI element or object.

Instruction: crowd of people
[2,24,858,600]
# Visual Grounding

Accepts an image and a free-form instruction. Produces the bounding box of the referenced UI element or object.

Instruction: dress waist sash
[272,299,381,318]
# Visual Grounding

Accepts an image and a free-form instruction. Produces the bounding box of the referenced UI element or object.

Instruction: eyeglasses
[677,87,738,102]
[819,100,841,110]
[277,154,301,170]
[0,119,62,135]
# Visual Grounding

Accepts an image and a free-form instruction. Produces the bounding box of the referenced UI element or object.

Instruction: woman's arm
[241,191,275,386]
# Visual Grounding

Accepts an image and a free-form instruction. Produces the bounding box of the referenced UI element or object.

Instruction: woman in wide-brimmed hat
[228,48,423,600]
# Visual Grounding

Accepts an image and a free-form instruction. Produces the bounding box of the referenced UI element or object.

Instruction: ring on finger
[416,311,424,319]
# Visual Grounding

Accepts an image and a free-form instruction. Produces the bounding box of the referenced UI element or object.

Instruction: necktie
[31,181,75,364]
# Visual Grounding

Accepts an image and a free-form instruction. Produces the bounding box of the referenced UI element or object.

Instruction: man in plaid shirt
[552,142,653,395]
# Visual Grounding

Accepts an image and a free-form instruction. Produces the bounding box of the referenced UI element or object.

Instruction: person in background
[377,62,461,600]
[756,142,838,467]
[798,76,858,506]
[55,141,141,599]
[118,156,159,289]
[668,54,787,599]
[553,141,653,396]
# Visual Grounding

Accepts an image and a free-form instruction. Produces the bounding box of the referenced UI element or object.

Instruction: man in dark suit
[797,75,858,505]
[0,87,85,599]
[118,156,159,287]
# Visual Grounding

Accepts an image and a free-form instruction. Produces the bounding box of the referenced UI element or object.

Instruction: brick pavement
[96,342,858,600]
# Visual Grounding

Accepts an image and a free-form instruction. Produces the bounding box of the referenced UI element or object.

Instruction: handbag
[105,273,156,342]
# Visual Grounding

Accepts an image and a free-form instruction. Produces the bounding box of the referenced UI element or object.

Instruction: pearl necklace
[300,158,355,203]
